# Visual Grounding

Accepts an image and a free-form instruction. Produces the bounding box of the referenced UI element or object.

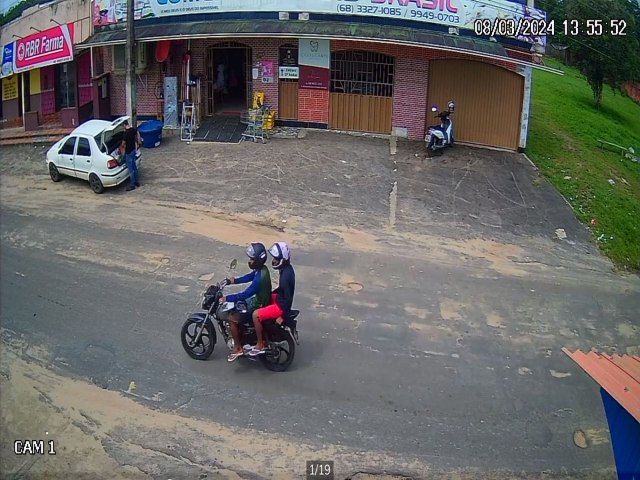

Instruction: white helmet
[269,242,291,270]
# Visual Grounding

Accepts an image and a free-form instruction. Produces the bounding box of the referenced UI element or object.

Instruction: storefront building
[1,0,93,129]
[83,0,556,150]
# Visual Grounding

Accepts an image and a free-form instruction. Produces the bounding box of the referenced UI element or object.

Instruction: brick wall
[104,45,165,117]
[103,38,520,137]
[392,57,429,139]
[625,82,640,103]
[299,89,329,123]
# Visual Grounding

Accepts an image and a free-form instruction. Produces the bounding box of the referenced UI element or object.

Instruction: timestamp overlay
[474,18,555,38]
[473,18,628,38]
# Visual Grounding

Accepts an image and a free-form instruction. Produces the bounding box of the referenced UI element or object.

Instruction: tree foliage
[1,0,53,27]
[540,0,640,107]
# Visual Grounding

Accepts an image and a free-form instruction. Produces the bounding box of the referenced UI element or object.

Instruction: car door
[57,136,78,178]
[73,137,93,181]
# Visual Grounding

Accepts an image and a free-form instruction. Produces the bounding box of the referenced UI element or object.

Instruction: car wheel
[89,174,104,194]
[49,163,62,182]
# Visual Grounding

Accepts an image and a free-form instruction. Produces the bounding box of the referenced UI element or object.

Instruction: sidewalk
[0,125,72,146]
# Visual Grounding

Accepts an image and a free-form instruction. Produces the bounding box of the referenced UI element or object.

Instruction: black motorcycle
[180,260,300,372]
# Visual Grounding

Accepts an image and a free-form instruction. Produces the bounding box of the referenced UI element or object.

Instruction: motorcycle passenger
[221,243,272,362]
[249,241,296,356]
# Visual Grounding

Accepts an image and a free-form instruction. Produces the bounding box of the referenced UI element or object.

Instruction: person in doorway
[220,243,272,362]
[249,242,295,356]
[121,120,141,191]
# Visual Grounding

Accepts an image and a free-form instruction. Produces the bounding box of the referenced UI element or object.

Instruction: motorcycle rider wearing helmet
[249,241,296,356]
[221,242,272,362]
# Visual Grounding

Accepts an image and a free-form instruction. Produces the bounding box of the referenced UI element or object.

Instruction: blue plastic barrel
[138,120,164,148]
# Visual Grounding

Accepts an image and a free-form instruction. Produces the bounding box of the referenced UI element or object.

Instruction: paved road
[1,134,638,479]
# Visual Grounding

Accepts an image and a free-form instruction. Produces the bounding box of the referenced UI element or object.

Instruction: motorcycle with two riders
[180,259,300,372]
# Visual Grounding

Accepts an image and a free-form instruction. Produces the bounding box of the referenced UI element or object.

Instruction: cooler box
[138,120,164,148]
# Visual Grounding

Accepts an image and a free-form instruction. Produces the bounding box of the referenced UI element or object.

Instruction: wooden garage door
[427,59,523,150]
[329,50,394,134]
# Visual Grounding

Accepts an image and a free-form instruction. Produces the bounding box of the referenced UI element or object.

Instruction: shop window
[76,138,91,157]
[56,62,77,109]
[330,51,395,97]
[113,44,126,71]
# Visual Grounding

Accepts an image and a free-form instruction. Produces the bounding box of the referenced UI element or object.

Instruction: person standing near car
[122,120,141,191]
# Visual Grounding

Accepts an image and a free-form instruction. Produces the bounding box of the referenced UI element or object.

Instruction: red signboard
[299,65,330,91]
[14,23,74,73]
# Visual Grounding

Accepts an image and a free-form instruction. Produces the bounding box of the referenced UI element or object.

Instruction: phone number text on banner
[101,0,547,46]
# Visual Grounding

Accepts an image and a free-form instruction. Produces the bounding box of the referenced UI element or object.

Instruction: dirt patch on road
[1,338,616,480]
[1,338,431,479]
[1,171,637,289]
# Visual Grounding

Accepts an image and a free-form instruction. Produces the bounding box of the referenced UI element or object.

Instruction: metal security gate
[427,59,524,150]
[329,50,394,134]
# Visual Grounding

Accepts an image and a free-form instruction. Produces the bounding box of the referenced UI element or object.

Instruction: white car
[46,116,142,194]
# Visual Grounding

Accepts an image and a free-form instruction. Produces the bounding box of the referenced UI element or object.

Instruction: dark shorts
[230,307,254,325]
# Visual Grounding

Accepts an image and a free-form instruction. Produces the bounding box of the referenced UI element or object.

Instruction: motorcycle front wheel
[260,329,296,372]
[181,319,216,360]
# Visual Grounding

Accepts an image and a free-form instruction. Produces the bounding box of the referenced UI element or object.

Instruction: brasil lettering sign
[94,0,546,45]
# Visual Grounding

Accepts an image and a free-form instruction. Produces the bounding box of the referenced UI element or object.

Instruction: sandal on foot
[248,346,266,356]
[227,351,243,362]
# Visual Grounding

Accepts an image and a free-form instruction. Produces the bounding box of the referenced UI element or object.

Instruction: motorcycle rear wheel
[181,319,216,360]
[260,330,296,372]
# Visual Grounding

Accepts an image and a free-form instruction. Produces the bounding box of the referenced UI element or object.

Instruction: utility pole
[125,0,137,126]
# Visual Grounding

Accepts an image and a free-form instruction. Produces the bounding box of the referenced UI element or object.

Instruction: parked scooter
[425,100,455,156]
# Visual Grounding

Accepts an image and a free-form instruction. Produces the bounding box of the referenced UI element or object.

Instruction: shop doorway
[206,43,252,116]
[278,43,299,120]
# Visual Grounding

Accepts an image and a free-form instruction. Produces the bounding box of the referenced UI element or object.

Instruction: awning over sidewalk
[79,19,562,74]
[563,348,640,479]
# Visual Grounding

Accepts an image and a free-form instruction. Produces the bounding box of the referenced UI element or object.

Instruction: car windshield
[96,125,126,155]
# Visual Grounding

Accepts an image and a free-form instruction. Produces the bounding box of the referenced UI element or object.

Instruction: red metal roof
[562,348,640,423]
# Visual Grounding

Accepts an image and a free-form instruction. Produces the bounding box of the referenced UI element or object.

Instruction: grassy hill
[527,58,640,270]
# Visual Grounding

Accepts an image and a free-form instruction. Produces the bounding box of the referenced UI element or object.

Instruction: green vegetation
[528,58,640,270]
[536,0,640,108]
[1,0,50,26]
